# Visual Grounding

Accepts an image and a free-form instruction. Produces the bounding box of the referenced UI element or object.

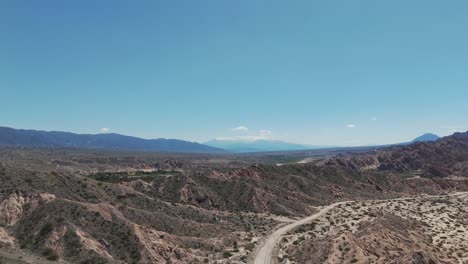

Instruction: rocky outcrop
[74,228,113,259]
[0,191,55,225]
[0,227,15,247]
[133,225,193,264]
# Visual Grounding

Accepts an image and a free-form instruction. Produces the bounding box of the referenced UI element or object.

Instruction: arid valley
[4,1,468,263]
[1,131,468,264]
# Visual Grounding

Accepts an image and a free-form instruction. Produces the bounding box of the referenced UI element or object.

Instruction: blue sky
[2,0,468,146]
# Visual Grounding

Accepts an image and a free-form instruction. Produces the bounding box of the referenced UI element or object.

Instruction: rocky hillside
[281,193,468,263]
[323,131,468,178]
[0,163,272,263]
[145,164,465,216]
[1,132,468,263]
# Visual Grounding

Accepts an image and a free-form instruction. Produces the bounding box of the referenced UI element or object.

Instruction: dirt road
[253,201,349,264]
[253,192,468,264]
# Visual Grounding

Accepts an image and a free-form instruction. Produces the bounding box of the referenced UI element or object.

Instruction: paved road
[253,201,349,264]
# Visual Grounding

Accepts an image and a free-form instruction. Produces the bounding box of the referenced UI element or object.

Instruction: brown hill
[322,131,468,178]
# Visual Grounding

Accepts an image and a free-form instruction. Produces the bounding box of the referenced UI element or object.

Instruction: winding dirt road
[253,192,468,264]
[253,201,349,264]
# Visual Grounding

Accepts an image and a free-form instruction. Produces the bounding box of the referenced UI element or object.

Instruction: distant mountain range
[0,126,441,154]
[204,139,327,153]
[0,127,224,153]
[204,133,440,153]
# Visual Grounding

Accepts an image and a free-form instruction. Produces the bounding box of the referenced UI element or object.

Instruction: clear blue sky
[2,0,468,146]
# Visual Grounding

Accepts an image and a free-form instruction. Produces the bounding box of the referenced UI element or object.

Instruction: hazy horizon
[3,0,468,146]
[0,125,453,148]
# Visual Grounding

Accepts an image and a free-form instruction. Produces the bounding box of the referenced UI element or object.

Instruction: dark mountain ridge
[0,126,224,154]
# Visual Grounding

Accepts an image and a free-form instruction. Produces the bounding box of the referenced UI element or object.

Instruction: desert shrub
[245,243,254,251]
[38,222,54,238]
[42,247,59,261]
[79,259,108,264]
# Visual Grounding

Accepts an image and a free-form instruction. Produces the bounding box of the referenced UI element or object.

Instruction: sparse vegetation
[1,133,468,264]
[222,251,232,258]
[42,247,59,261]
[87,170,181,183]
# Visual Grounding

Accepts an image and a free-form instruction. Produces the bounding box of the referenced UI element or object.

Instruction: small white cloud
[441,126,463,134]
[371,117,377,121]
[99,128,110,133]
[232,126,249,132]
[259,129,272,136]
[346,124,356,128]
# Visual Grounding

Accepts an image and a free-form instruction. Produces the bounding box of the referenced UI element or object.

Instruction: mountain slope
[410,133,440,143]
[323,131,468,178]
[0,127,224,153]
